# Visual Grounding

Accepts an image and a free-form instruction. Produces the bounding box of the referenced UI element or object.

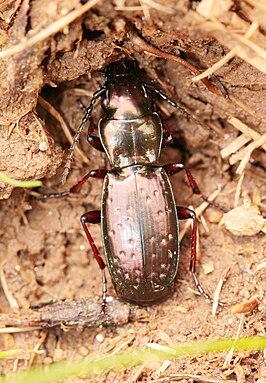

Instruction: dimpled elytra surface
[101,165,179,304]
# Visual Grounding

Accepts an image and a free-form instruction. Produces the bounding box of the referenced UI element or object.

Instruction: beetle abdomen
[101,165,179,304]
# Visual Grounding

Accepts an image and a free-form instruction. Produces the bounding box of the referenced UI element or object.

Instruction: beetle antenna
[62,87,106,184]
[144,84,205,128]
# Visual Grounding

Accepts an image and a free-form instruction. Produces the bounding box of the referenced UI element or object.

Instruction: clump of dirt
[0,1,265,382]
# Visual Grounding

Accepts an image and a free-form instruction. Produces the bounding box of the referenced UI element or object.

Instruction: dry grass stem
[0,0,102,59]
[234,173,245,208]
[179,189,221,241]
[221,117,266,171]
[131,32,222,96]
[146,343,176,355]
[212,268,230,317]
[228,117,266,152]
[28,331,48,367]
[0,261,19,309]
[129,362,148,383]
[255,259,266,272]
[109,335,135,356]
[236,133,266,174]
[221,135,251,159]
[0,327,42,333]
[38,96,89,165]
[141,0,175,14]
[154,359,171,378]
[115,6,146,11]
[195,17,266,74]
[192,21,258,82]
[192,50,236,82]
[200,214,209,233]
[223,313,245,367]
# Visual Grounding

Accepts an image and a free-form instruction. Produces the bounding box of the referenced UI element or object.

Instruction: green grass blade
[0,336,265,383]
[0,172,42,188]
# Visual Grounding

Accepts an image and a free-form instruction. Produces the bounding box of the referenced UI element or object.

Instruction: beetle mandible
[44,59,217,311]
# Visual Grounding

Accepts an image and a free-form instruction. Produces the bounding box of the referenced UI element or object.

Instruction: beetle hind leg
[81,210,108,314]
[176,206,224,306]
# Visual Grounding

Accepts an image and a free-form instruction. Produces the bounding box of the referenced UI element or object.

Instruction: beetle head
[104,59,137,79]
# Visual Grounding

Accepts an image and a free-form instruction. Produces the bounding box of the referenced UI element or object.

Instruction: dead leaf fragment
[202,260,214,275]
[231,297,259,314]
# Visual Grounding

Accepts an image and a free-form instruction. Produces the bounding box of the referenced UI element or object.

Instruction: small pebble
[43,357,53,365]
[205,208,223,224]
[96,334,104,343]
[79,346,89,356]
[53,348,64,362]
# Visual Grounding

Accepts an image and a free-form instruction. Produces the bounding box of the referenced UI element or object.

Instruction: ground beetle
[44,59,216,311]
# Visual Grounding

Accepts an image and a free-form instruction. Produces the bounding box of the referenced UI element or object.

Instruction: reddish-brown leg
[40,169,108,199]
[164,163,227,211]
[81,210,108,314]
[176,206,216,303]
[163,163,201,194]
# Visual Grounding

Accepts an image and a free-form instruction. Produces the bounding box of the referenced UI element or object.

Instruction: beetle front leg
[40,169,108,199]
[176,206,216,304]
[81,210,108,314]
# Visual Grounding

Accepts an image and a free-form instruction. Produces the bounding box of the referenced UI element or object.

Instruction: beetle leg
[81,210,108,314]
[39,169,108,199]
[62,87,106,183]
[164,163,228,212]
[163,163,201,195]
[176,206,215,303]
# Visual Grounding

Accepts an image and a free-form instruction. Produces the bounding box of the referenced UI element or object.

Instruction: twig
[0,297,137,330]
[130,31,225,96]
